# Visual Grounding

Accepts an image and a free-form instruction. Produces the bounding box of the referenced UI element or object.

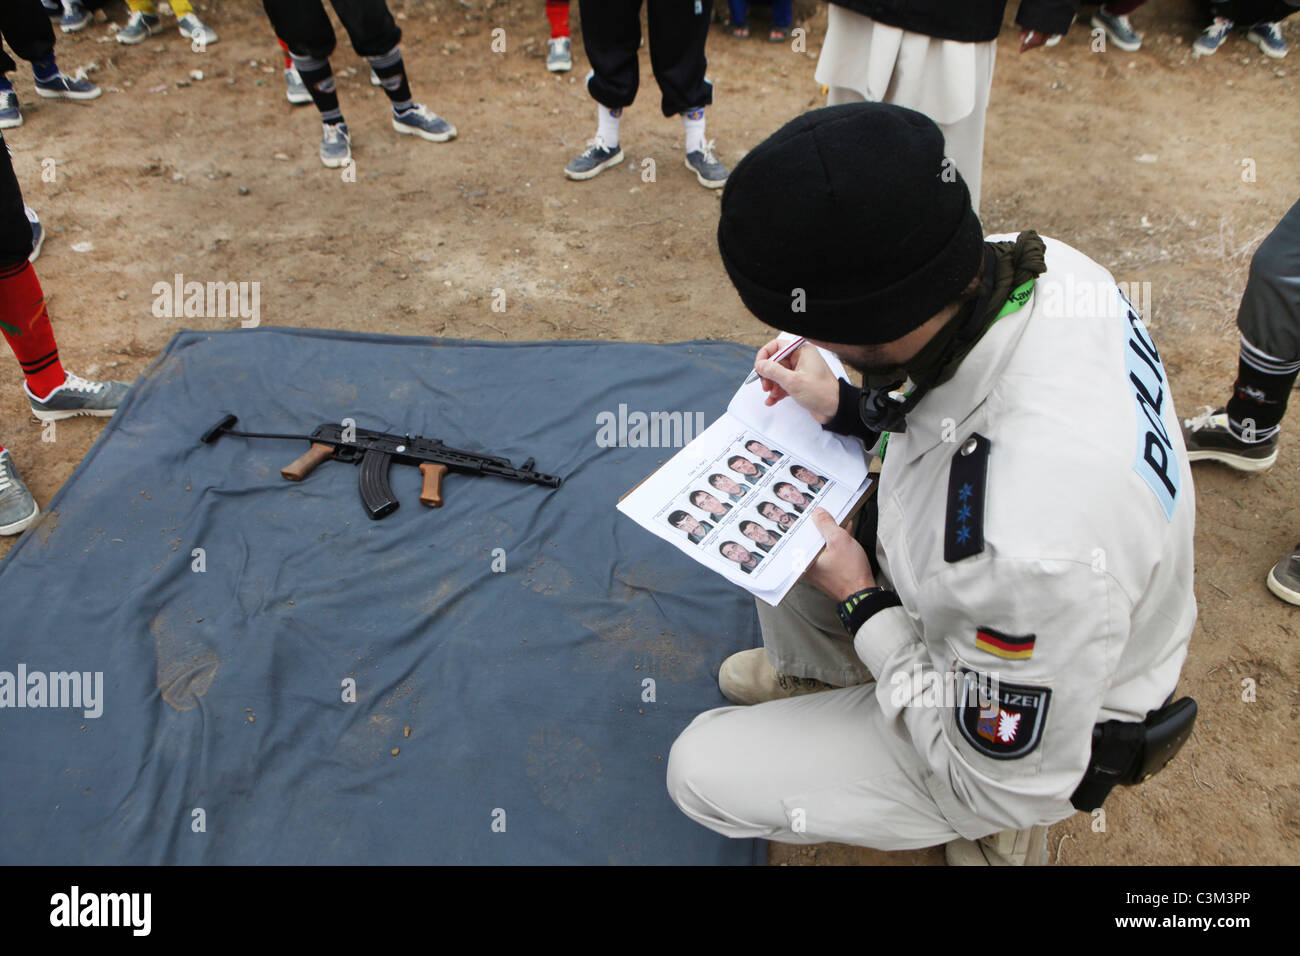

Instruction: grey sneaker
[1181,406,1278,471]
[0,90,21,129]
[685,139,728,189]
[1092,8,1142,51]
[117,10,162,45]
[547,36,572,72]
[0,450,39,536]
[319,121,351,168]
[1194,16,1234,55]
[177,14,219,47]
[27,371,130,421]
[370,68,382,87]
[564,137,623,181]
[1246,22,1288,58]
[392,104,457,142]
[1267,545,1300,605]
[285,67,312,105]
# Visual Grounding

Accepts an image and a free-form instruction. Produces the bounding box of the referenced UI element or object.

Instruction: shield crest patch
[956,668,1050,760]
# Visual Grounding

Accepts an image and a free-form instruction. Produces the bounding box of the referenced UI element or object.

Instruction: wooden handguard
[419,463,448,508]
[281,442,335,481]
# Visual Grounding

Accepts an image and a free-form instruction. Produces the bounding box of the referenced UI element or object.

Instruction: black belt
[1070,696,1197,811]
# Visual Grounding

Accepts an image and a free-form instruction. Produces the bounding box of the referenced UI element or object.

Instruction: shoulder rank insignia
[944,433,990,563]
[956,668,1050,760]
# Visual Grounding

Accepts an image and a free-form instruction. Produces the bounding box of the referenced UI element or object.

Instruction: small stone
[391,747,400,756]
[190,69,204,81]
[404,726,411,737]
[273,152,289,161]
[238,186,250,195]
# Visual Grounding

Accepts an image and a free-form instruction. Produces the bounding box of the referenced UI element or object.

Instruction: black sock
[367,46,413,114]
[291,55,344,125]
[1227,336,1300,442]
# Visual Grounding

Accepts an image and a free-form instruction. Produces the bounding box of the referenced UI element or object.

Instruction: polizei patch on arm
[956,668,1051,759]
[1124,301,1180,520]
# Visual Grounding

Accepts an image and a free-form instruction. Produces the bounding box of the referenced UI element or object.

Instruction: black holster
[1069,697,1197,812]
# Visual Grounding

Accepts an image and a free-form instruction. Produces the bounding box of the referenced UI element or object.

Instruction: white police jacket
[854,234,1197,832]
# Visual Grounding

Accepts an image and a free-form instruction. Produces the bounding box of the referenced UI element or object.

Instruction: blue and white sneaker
[60,1,92,33]
[685,140,728,189]
[0,450,39,537]
[564,137,623,181]
[285,67,312,105]
[177,14,219,47]
[27,371,131,422]
[1246,22,1288,58]
[1092,8,1142,51]
[116,10,162,44]
[34,73,102,100]
[0,91,21,129]
[319,122,352,168]
[392,105,457,142]
[1194,17,1234,55]
[547,37,572,73]
[26,206,44,262]
[42,0,62,20]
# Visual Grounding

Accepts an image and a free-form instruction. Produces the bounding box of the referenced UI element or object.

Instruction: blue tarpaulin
[0,328,764,865]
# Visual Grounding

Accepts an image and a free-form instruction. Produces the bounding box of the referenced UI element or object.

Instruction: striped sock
[1227,334,1300,442]
[367,46,413,114]
[291,54,343,125]
[0,260,66,400]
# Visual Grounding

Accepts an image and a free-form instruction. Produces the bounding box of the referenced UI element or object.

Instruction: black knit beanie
[717,103,985,346]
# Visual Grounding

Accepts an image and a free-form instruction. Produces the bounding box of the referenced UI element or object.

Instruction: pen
[744,337,807,386]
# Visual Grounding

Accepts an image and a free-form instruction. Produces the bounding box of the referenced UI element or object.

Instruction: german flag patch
[974,627,1036,660]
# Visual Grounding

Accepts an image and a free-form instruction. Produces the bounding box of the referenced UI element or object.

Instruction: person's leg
[545,0,573,72]
[825,84,866,106]
[666,682,1000,849]
[646,0,713,119]
[1,0,57,68]
[0,44,20,128]
[771,0,794,29]
[565,0,639,179]
[278,35,311,105]
[546,0,570,38]
[754,578,872,687]
[265,1,348,166]
[933,39,994,217]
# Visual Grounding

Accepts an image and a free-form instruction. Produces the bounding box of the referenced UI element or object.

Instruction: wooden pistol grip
[419,463,448,508]
[282,442,335,481]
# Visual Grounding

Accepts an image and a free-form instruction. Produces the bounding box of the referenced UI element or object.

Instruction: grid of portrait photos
[661,433,836,580]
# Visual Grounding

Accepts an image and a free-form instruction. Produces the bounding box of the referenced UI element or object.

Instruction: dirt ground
[1,0,1296,865]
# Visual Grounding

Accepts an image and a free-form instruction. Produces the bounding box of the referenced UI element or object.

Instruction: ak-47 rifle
[201,414,563,520]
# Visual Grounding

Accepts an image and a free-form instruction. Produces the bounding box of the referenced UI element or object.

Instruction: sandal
[768,26,791,43]
[727,23,749,38]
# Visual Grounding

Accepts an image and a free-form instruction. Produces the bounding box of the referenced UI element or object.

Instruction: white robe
[813,4,997,214]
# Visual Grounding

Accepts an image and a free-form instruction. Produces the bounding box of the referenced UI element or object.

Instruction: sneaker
[547,36,572,72]
[116,10,162,45]
[27,371,130,422]
[392,105,457,142]
[1194,16,1234,55]
[1181,406,1279,471]
[284,67,312,105]
[33,73,102,100]
[685,139,728,189]
[42,0,62,20]
[0,450,39,536]
[177,14,219,47]
[717,648,835,705]
[319,122,351,168]
[1246,22,1288,58]
[370,69,382,87]
[0,91,21,129]
[1092,8,1142,52]
[26,206,44,262]
[1266,544,1300,606]
[945,826,1049,866]
[60,1,91,33]
[564,137,624,181]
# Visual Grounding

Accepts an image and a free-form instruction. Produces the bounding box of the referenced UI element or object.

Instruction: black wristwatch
[837,587,902,634]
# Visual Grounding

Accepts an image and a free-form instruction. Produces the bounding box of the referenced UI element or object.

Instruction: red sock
[546,0,570,39]
[277,36,293,70]
[0,260,66,400]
